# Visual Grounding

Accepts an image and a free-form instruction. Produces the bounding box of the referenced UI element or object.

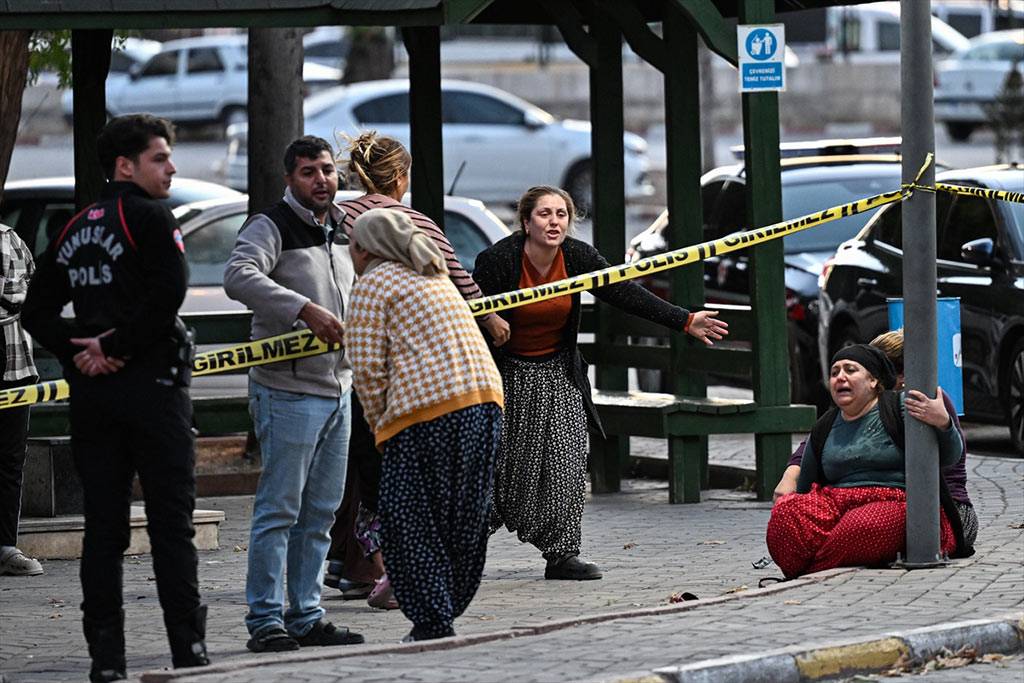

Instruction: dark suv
[818,164,1024,452]
[627,153,904,406]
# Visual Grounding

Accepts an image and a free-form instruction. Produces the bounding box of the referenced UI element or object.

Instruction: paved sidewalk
[0,436,1020,683]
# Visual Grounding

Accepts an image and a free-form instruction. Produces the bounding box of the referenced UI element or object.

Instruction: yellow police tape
[0,330,338,411]
[1,180,1019,411]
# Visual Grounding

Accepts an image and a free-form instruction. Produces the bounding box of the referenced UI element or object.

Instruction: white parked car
[174,190,511,314]
[935,29,1024,141]
[223,78,653,209]
[103,35,342,132]
[823,2,970,63]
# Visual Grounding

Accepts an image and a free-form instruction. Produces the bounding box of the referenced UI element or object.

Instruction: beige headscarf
[351,208,448,276]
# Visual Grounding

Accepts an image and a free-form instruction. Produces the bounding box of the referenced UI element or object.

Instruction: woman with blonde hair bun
[324,130,509,611]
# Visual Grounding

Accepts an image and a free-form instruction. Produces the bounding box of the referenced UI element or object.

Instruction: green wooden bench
[579,303,816,503]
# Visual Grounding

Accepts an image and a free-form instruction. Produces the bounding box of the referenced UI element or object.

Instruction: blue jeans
[244,379,350,637]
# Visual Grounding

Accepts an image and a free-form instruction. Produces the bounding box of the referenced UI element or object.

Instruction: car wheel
[1007,339,1024,454]
[945,122,975,142]
[220,106,247,135]
[564,160,593,215]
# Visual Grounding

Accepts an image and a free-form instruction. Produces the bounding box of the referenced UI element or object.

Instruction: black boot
[83,611,127,682]
[165,604,210,668]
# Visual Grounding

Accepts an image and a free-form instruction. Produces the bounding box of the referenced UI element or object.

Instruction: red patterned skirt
[766,484,956,579]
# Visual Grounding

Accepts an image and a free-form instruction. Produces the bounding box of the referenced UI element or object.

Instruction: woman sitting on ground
[772,330,977,548]
[766,344,969,579]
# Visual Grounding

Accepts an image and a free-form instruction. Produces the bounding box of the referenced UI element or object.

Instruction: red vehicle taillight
[785,287,806,321]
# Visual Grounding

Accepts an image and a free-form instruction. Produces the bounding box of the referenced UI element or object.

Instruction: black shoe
[545,555,602,580]
[246,626,299,653]
[165,605,210,668]
[293,620,364,647]
[84,611,127,683]
[401,625,456,642]
[323,560,345,589]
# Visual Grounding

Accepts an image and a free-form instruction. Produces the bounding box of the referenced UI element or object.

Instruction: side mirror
[523,111,545,131]
[960,237,997,266]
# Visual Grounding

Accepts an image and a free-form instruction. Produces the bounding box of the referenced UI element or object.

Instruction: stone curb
[137,568,857,681]
[638,612,1024,683]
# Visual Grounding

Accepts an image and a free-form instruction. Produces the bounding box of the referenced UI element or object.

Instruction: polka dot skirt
[379,402,502,638]
[489,351,589,561]
[767,484,957,579]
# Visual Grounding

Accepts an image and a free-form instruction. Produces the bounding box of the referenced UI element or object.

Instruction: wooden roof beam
[668,0,737,66]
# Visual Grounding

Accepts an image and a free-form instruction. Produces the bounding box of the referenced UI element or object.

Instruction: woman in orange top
[473,186,728,580]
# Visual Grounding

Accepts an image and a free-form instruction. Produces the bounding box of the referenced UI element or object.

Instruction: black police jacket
[22,181,188,374]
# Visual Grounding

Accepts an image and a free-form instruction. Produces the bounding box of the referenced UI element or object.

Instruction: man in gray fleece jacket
[224,136,363,652]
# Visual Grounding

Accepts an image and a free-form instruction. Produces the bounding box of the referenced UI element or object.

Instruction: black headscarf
[831,344,897,390]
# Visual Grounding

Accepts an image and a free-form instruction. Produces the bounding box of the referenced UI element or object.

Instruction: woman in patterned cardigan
[345,208,504,642]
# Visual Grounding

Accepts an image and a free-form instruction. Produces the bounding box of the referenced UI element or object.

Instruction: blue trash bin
[887,297,963,415]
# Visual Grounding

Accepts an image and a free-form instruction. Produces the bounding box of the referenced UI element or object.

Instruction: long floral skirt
[489,352,589,561]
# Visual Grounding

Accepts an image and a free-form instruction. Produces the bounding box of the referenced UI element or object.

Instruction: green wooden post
[663,8,709,497]
[587,9,629,481]
[739,0,792,500]
[401,26,445,231]
[588,10,627,394]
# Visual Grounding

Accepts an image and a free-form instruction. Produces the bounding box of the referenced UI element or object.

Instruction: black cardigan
[472,232,690,434]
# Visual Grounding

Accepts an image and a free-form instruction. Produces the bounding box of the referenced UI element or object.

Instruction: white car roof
[304,78,555,122]
[160,34,248,51]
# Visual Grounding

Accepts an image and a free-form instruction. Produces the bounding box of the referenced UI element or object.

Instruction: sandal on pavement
[246,626,299,653]
[293,620,364,647]
[367,574,399,610]
[544,555,602,581]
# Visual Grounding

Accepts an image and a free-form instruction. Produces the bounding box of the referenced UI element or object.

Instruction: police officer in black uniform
[22,114,208,682]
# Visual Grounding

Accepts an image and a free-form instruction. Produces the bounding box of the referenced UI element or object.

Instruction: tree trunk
[72,29,113,210]
[247,28,304,216]
[0,30,31,205]
[342,28,395,84]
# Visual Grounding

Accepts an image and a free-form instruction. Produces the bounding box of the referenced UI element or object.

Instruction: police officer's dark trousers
[69,363,202,667]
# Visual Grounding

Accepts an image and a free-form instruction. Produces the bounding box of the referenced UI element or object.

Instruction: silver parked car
[104,35,342,133]
[935,29,1024,141]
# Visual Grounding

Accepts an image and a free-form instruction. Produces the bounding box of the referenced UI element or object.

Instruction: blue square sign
[738,24,786,93]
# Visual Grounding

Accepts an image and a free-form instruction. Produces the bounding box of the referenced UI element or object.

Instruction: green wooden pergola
[2,0,869,500]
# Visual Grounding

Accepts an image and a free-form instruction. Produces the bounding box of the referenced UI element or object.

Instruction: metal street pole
[900,0,943,567]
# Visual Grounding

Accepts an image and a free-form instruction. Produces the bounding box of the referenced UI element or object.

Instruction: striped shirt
[338,194,493,322]
[0,224,37,384]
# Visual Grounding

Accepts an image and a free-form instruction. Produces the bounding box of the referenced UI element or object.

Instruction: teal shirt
[797,396,963,491]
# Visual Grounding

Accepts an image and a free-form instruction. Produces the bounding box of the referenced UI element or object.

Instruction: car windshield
[782,173,899,253]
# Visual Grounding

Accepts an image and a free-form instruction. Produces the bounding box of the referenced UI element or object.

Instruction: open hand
[686,310,729,346]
